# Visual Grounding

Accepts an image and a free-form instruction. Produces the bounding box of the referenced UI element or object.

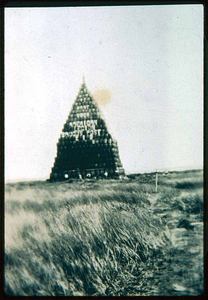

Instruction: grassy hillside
[5,170,203,296]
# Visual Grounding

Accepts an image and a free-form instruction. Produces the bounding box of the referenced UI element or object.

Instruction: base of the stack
[49,167,125,182]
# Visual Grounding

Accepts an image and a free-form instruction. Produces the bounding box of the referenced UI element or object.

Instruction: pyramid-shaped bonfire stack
[49,80,125,181]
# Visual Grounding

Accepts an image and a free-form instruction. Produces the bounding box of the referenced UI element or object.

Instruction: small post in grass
[155,170,158,193]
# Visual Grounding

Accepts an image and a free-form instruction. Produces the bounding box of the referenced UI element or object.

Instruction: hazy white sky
[5,5,203,182]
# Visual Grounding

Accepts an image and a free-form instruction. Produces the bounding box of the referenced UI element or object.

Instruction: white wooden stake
[155,171,158,193]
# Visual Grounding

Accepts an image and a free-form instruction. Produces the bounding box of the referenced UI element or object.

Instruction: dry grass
[5,170,203,296]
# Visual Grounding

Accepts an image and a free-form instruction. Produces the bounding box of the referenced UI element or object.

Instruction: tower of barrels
[49,80,125,181]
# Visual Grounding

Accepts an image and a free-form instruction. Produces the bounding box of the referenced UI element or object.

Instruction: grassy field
[5,170,203,296]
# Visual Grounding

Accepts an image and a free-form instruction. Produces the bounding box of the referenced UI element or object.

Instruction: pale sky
[5,5,203,182]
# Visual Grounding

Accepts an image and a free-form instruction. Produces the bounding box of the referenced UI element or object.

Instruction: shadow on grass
[175,180,203,190]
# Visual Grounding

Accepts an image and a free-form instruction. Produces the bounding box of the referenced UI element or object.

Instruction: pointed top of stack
[79,76,88,92]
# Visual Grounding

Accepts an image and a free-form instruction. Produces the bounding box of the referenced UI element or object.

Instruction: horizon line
[5,165,203,184]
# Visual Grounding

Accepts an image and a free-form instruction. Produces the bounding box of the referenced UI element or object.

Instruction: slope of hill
[5,170,203,296]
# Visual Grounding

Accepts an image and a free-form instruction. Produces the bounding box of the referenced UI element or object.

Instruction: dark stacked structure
[49,80,125,181]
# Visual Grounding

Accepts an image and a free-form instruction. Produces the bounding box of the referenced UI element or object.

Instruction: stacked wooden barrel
[49,81,125,181]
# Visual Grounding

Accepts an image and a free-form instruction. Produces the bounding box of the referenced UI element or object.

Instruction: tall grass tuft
[5,181,170,296]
